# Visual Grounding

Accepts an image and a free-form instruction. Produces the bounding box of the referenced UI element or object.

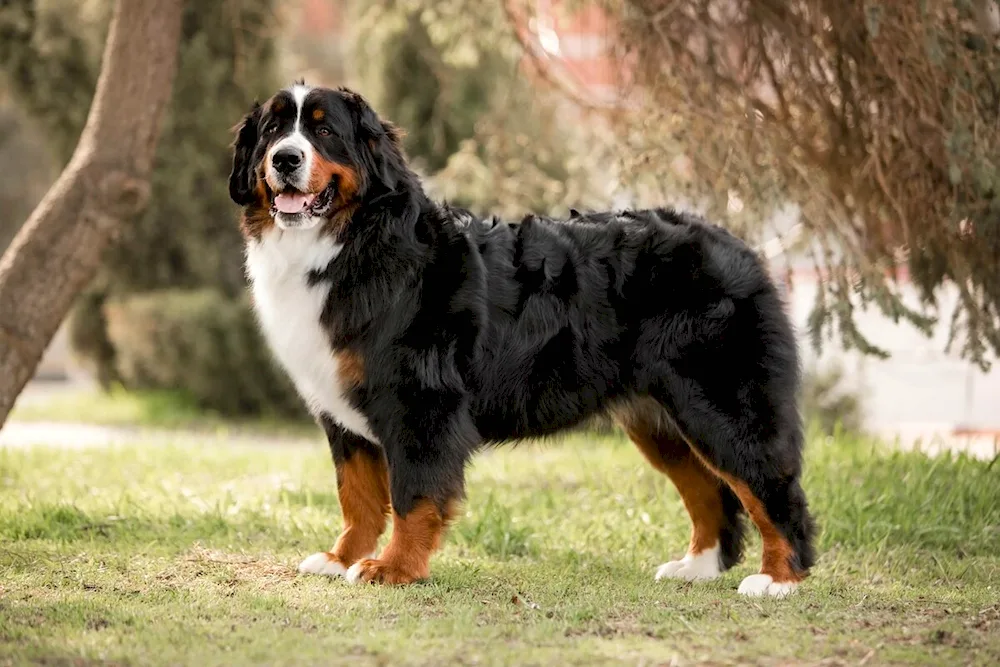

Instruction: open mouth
[270,182,336,219]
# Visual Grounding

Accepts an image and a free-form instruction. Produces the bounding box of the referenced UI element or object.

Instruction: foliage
[103,289,306,418]
[580,0,1000,368]
[0,0,281,400]
[0,100,54,253]
[0,0,101,250]
[802,363,865,435]
[100,0,278,298]
[349,0,610,218]
[0,0,107,164]
[1,432,998,663]
[2,0,608,415]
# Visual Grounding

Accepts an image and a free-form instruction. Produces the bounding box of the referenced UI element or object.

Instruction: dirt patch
[159,545,298,588]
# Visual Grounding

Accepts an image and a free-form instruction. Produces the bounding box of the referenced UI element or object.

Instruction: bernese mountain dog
[228,83,816,597]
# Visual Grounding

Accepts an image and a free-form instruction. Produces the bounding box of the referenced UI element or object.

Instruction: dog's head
[228,84,405,233]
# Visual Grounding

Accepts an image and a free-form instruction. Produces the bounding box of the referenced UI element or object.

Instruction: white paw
[737,573,798,598]
[345,561,365,585]
[654,545,722,581]
[297,552,347,577]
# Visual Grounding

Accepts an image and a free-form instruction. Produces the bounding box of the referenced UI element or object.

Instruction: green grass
[10,385,312,437]
[1,429,997,665]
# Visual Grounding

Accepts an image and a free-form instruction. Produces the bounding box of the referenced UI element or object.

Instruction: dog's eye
[317,127,331,137]
[264,125,276,135]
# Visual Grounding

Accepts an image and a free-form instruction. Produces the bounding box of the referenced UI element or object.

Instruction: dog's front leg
[298,419,390,576]
[345,392,475,585]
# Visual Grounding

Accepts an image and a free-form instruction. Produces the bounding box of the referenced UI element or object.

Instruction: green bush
[802,363,864,436]
[0,101,55,254]
[104,290,307,419]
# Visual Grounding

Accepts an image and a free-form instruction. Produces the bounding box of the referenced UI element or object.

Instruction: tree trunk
[0,0,185,428]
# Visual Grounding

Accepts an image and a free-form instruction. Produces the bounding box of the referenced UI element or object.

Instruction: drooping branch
[598,0,1000,367]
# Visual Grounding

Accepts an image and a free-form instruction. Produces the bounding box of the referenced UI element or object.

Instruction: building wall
[785,275,1000,435]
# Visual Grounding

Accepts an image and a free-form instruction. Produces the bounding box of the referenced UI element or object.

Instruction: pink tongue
[274,192,316,214]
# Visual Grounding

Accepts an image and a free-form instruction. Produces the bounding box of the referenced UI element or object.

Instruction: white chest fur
[245,227,378,443]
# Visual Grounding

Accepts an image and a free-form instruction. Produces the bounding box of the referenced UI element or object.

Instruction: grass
[10,385,312,437]
[1,428,998,666]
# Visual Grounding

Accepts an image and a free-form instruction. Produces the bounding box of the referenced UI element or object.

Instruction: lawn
[0,427,997,666]
[9,386,312,438]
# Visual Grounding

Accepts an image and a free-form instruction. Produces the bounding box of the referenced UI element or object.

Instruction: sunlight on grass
[0,430,997,665]
[10,385,312,436]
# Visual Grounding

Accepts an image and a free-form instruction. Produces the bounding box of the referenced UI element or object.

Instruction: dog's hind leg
[646,381,817,598]
[717,469,813,598]
[616,401,746,581]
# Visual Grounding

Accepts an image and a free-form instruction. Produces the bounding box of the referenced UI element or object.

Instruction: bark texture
[0,0,185,427]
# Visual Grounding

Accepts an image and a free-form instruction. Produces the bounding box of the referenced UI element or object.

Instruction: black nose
[272,148,304,174]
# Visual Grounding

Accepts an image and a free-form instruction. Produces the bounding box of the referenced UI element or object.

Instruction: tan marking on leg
[625,426,725,555]
[328,450,390,566]
[239,176,275,239]
[716,475,803,583]
[672,441,803,583]
[349,498,457,585]
[614,397,803,588]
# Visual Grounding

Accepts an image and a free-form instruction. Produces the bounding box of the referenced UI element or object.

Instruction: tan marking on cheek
[308,154,360,199]
[240,208,274,239]
[239,176,275,239]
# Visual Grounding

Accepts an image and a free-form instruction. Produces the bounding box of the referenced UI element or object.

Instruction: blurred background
[1,0,997,455]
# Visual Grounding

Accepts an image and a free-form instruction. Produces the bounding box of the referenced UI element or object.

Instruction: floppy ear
[339,88,406,191]
[228,102,263,206]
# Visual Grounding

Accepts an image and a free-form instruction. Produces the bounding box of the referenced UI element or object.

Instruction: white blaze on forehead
[266,83,315,193]
[290,83,311,131]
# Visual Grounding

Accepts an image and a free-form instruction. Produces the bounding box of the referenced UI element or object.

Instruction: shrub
[103,289,307,419]
[0,101,55,253]
[802,363,865,436]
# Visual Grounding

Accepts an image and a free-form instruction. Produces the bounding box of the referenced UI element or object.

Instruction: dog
[228,83,816,597]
